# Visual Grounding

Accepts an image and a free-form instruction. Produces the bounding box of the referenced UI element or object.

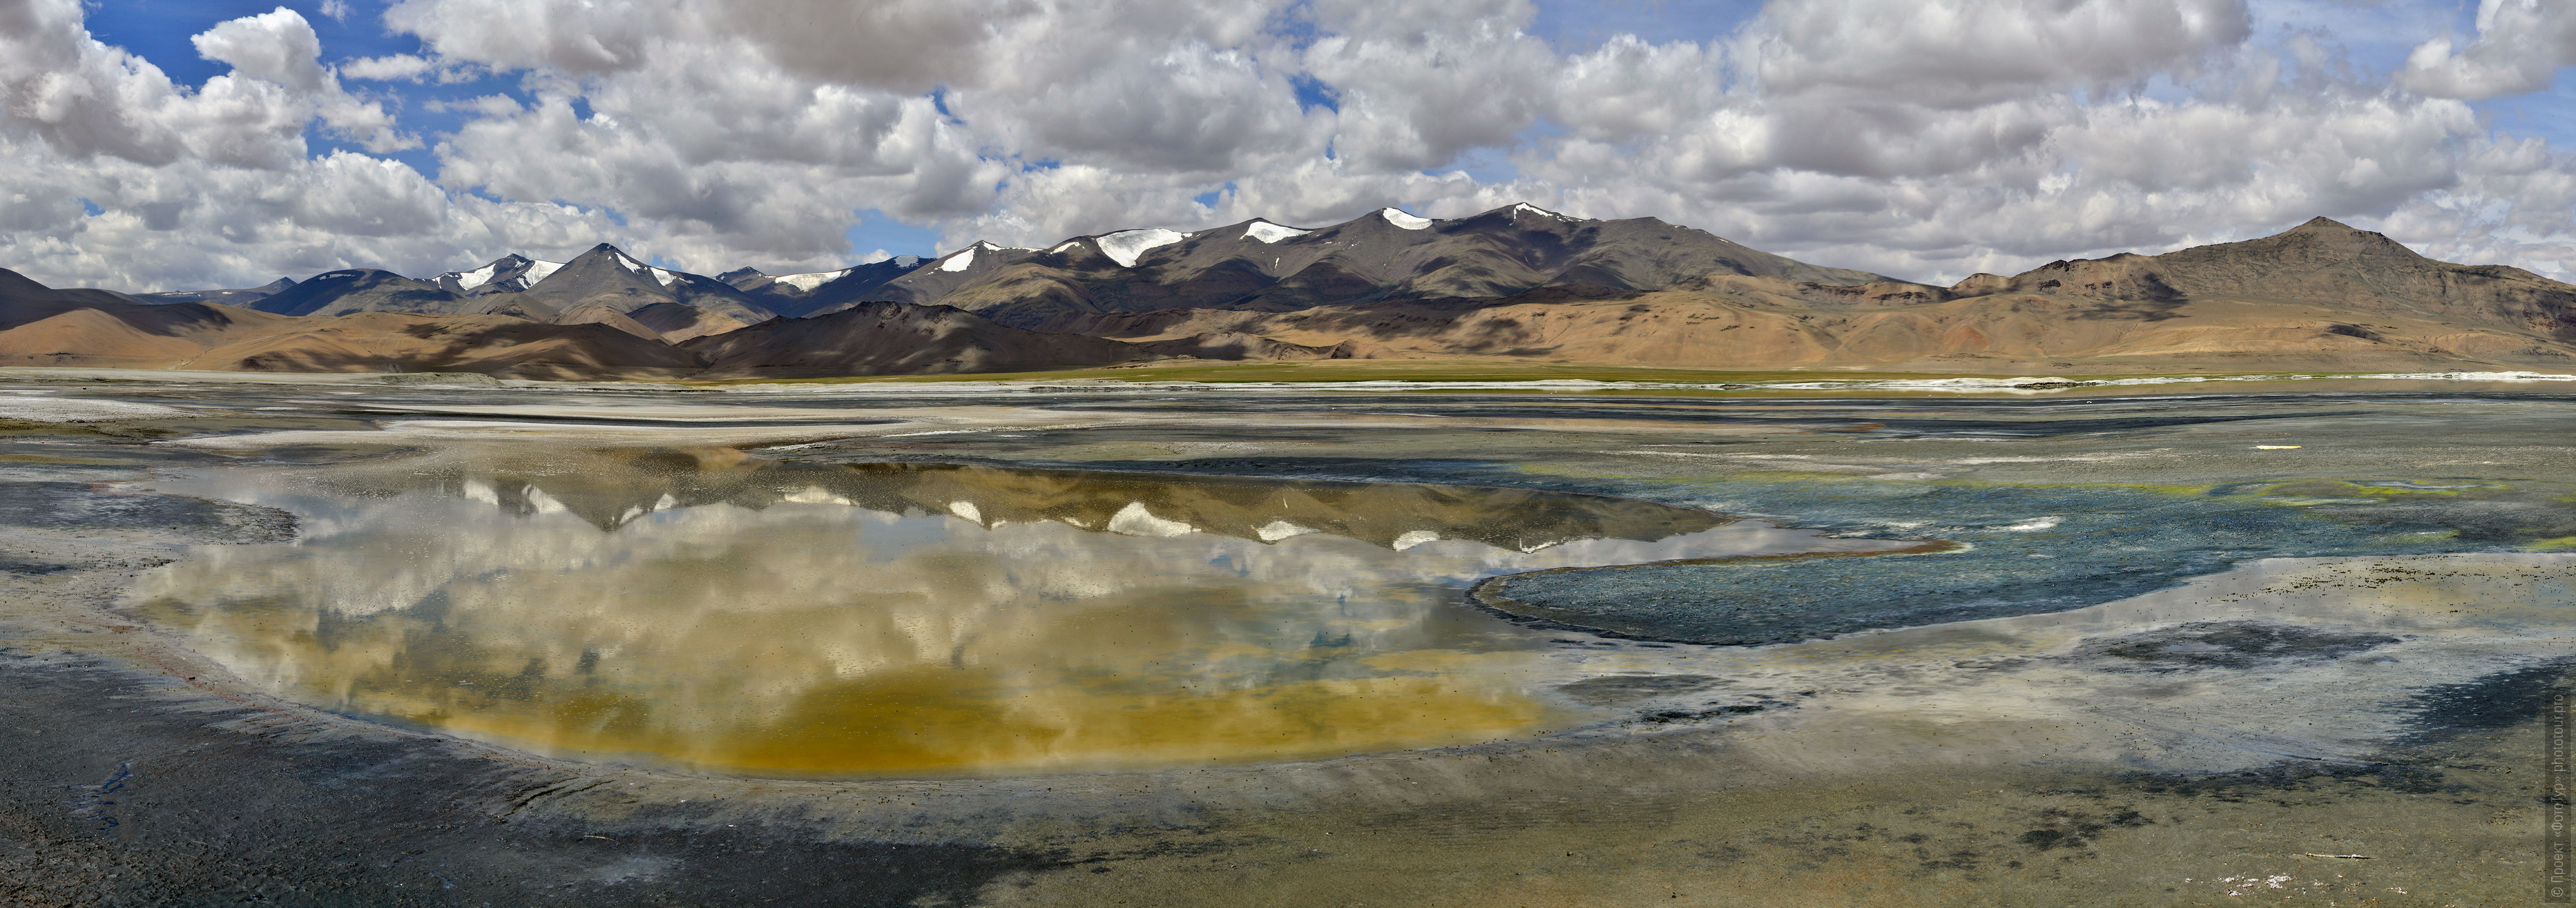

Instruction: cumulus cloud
[2396,0,2576,99]
[0,0,602,288]
[340,53,437,82]
[3,0,2575,292]
[1742,0,2252,107]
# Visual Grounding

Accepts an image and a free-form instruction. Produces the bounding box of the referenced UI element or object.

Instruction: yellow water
[130,450,1866,776]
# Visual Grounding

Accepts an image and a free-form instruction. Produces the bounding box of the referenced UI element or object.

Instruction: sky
[4,0,2573,292]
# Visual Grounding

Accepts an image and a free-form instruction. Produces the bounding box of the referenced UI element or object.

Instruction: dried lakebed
[0,373,2567,905]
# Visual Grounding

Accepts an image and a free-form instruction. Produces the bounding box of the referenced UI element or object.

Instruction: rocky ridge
[15,211,2574,378]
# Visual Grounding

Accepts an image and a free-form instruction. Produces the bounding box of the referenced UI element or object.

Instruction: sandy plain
[0,369,2567,906]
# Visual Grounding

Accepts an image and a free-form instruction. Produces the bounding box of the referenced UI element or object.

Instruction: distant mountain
[244,248,777,342]
[246,269,468,317]
[857,204,1896,327]
[720,256,926,319]
[433,254,563,296]
[683,300,1158,378]
[1944,217,2576,340]
[0,268,141,316]
[1045,218,2576,371]
[0,267,693,379]
[18,207,2575,379]
[516,244,777,341]
[133,277,294,306]
[1,268,263,368]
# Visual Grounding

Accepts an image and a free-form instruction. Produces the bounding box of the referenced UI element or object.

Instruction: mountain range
[3,205,2571,379]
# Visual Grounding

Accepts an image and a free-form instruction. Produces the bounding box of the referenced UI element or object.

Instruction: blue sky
[9,0,2574,288]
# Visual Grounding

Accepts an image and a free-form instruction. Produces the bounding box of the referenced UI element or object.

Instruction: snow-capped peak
[774,267,852,292]
[1510,202,1568,219]
[1244,221,1309,243]
[938,247,978,272]
[1095,228,1186,267]
[1379,208,1432,230]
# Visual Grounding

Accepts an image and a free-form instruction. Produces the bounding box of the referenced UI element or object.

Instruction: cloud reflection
[132,448,1871,776]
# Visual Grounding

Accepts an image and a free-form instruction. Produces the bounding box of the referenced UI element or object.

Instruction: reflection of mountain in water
[422,450,1730,552]
[130,450,1852,776]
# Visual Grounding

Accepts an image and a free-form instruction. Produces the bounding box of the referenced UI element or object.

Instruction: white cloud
[1742,0,2252,108]
[2396,0,2576,100]
[340,54,437,82]
[2,0,2574,293]
[193,7,331,93]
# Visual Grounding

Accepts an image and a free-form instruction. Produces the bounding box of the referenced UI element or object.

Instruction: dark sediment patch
[0,481,297,543]
[0,650,1066,908]
[0,556,71,575]
[2070,621,2401,672]
[1554,674,1725,706]
[249,442,425,464]
[2391,658,2576,746]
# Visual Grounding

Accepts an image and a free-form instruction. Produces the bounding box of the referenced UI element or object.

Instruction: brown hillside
[683,301,1162,378]
[1037,219,2576,372]
[0,268,701,378]
[189,313,702,380]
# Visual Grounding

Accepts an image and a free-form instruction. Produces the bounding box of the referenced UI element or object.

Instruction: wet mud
[0,482,296,543]
[0,653,1061,908]
[0,375,2566,905]
[2069,621,2403,672]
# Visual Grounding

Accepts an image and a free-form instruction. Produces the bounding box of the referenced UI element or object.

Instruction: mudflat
[0,370,2565,906]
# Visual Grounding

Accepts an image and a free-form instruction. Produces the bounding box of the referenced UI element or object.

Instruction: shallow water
[10,374,2576,902]
[129,450,1889,776]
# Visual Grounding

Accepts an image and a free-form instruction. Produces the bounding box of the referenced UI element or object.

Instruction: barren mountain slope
[192,313,702,379]
[683,300,1162,378]
[518,245,776,338]
[722,257,927,318]
[1961,217,2576,341]
[1038,219,2576,372]
[247,269,477,317]
[434,254,561,296]
[1,269,293,367]
[0,267,142,320]
[859,204,1893,327]
[0,267,701,377]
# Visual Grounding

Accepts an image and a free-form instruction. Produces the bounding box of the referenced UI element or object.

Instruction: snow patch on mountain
[775,268,851,292]
[1096,228,1185,267]
[648,267,680,287]
[1049,241,1082,254]
[1379,208,1432,229]
[1511,203,1568,220]
[453,262,500,290]
[939,247,977,272]
[523,260,565,284]
[1245,221,1309,243]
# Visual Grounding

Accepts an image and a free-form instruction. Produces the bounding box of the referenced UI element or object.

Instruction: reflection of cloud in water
[132,452,1878,776]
